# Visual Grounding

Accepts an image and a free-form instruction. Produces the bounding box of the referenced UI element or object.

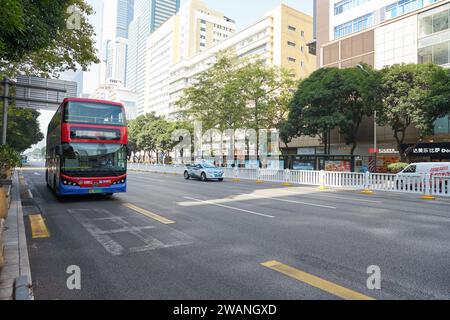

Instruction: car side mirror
[126,146,132,157]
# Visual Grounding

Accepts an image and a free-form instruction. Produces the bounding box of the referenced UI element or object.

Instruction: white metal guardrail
[127,163,450,198]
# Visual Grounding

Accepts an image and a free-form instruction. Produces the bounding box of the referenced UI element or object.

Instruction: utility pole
[373,110,377,173]
[356,64,377,173]
[1,78,10,145]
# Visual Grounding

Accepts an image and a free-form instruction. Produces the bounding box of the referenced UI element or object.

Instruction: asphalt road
[19,162,450,300]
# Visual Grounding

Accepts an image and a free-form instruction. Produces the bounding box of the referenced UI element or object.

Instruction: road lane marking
[183,196,275,218]
[261,260,374,301]
[29,214,50,238]
[241,193,337,209]
[282,189,381,204]
[123,203,175,225]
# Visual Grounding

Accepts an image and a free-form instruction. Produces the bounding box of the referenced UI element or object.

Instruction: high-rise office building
[116,0,135,39]
[103,0,135,86]
[126,0,181,102]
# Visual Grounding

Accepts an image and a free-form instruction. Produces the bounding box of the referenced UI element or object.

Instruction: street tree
[378,63,450,161]
[335,66,382,154]
[283,66,382,155]
[5,106,43,152]
[176,51,248,131]
[283,68,342,154]
[0,0,99,78]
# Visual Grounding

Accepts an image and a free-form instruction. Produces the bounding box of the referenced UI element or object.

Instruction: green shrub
[387,162,409,173]
[0,145,21,174]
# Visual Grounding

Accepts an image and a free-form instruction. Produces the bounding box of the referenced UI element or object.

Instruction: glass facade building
[417,2,450,135]
[116,0,135,39]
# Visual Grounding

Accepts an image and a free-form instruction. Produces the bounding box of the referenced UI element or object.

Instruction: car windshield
[65,101,125,126]
[202,164,217,168]
[61,143,126,177]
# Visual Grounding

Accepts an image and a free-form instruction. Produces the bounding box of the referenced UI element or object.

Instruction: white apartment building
[141,0,236,116]
[142,4,314,118]
[126,0,181,113]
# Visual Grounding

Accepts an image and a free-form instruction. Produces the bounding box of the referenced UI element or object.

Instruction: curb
[0,172,34,300]
[14,275,33,300]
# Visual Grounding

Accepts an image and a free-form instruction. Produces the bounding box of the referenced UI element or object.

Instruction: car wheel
[218,178,224,182]
[201,172,208,182]
[184,171,190,180]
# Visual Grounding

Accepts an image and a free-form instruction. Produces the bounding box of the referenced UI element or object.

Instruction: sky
[28,0,314,152]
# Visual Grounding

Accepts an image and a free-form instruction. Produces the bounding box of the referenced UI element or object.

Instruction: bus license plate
[89,189,103,194]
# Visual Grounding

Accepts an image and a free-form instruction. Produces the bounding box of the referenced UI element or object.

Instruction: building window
[288,57,296,62]
[301,30,305,37]
[385,0,434,20]
[419,7,450,36]
[433,41,450,65]
[300,61,304,68]
[200,43,206,47]
[418,41,450,65]
[288,41,296,47]
[432,10,449,33]
[288,25,296,31]
[301,45,304,53]
[334,13,373,39]
[334,0,372,16]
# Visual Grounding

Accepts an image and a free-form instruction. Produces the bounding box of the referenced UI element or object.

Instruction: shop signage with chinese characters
[401,142,450,159]
[369,147,398,154]
[412,147,450,155]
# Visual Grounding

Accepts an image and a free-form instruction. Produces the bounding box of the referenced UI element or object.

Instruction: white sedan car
[184,163,224,182]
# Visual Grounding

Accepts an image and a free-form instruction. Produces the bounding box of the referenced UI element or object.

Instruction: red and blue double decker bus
[46,98,129,196]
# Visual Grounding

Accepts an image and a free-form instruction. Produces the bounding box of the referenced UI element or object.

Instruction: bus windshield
[64,101,125,126]
[61,143,126,177]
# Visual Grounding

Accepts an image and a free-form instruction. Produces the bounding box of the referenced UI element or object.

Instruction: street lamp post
[1,78,10,145]
[356,64,377,173]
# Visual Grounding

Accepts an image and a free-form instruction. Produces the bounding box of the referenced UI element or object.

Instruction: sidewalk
[0,171,33,300]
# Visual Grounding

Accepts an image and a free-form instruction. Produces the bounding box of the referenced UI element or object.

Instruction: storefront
[283,154,357,172]
[401,142,450,162]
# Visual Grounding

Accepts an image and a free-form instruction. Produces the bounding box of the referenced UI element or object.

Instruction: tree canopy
[5,106,43,152]
[0,0,99,152]
[127,113,192,163]
[378,63,450,160]
[281,66,381,154]
[0,0,99,78]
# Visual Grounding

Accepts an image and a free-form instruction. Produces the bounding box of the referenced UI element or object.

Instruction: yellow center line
[261,260,374,301]
[29,214,50,238]
[123,203,175,225]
